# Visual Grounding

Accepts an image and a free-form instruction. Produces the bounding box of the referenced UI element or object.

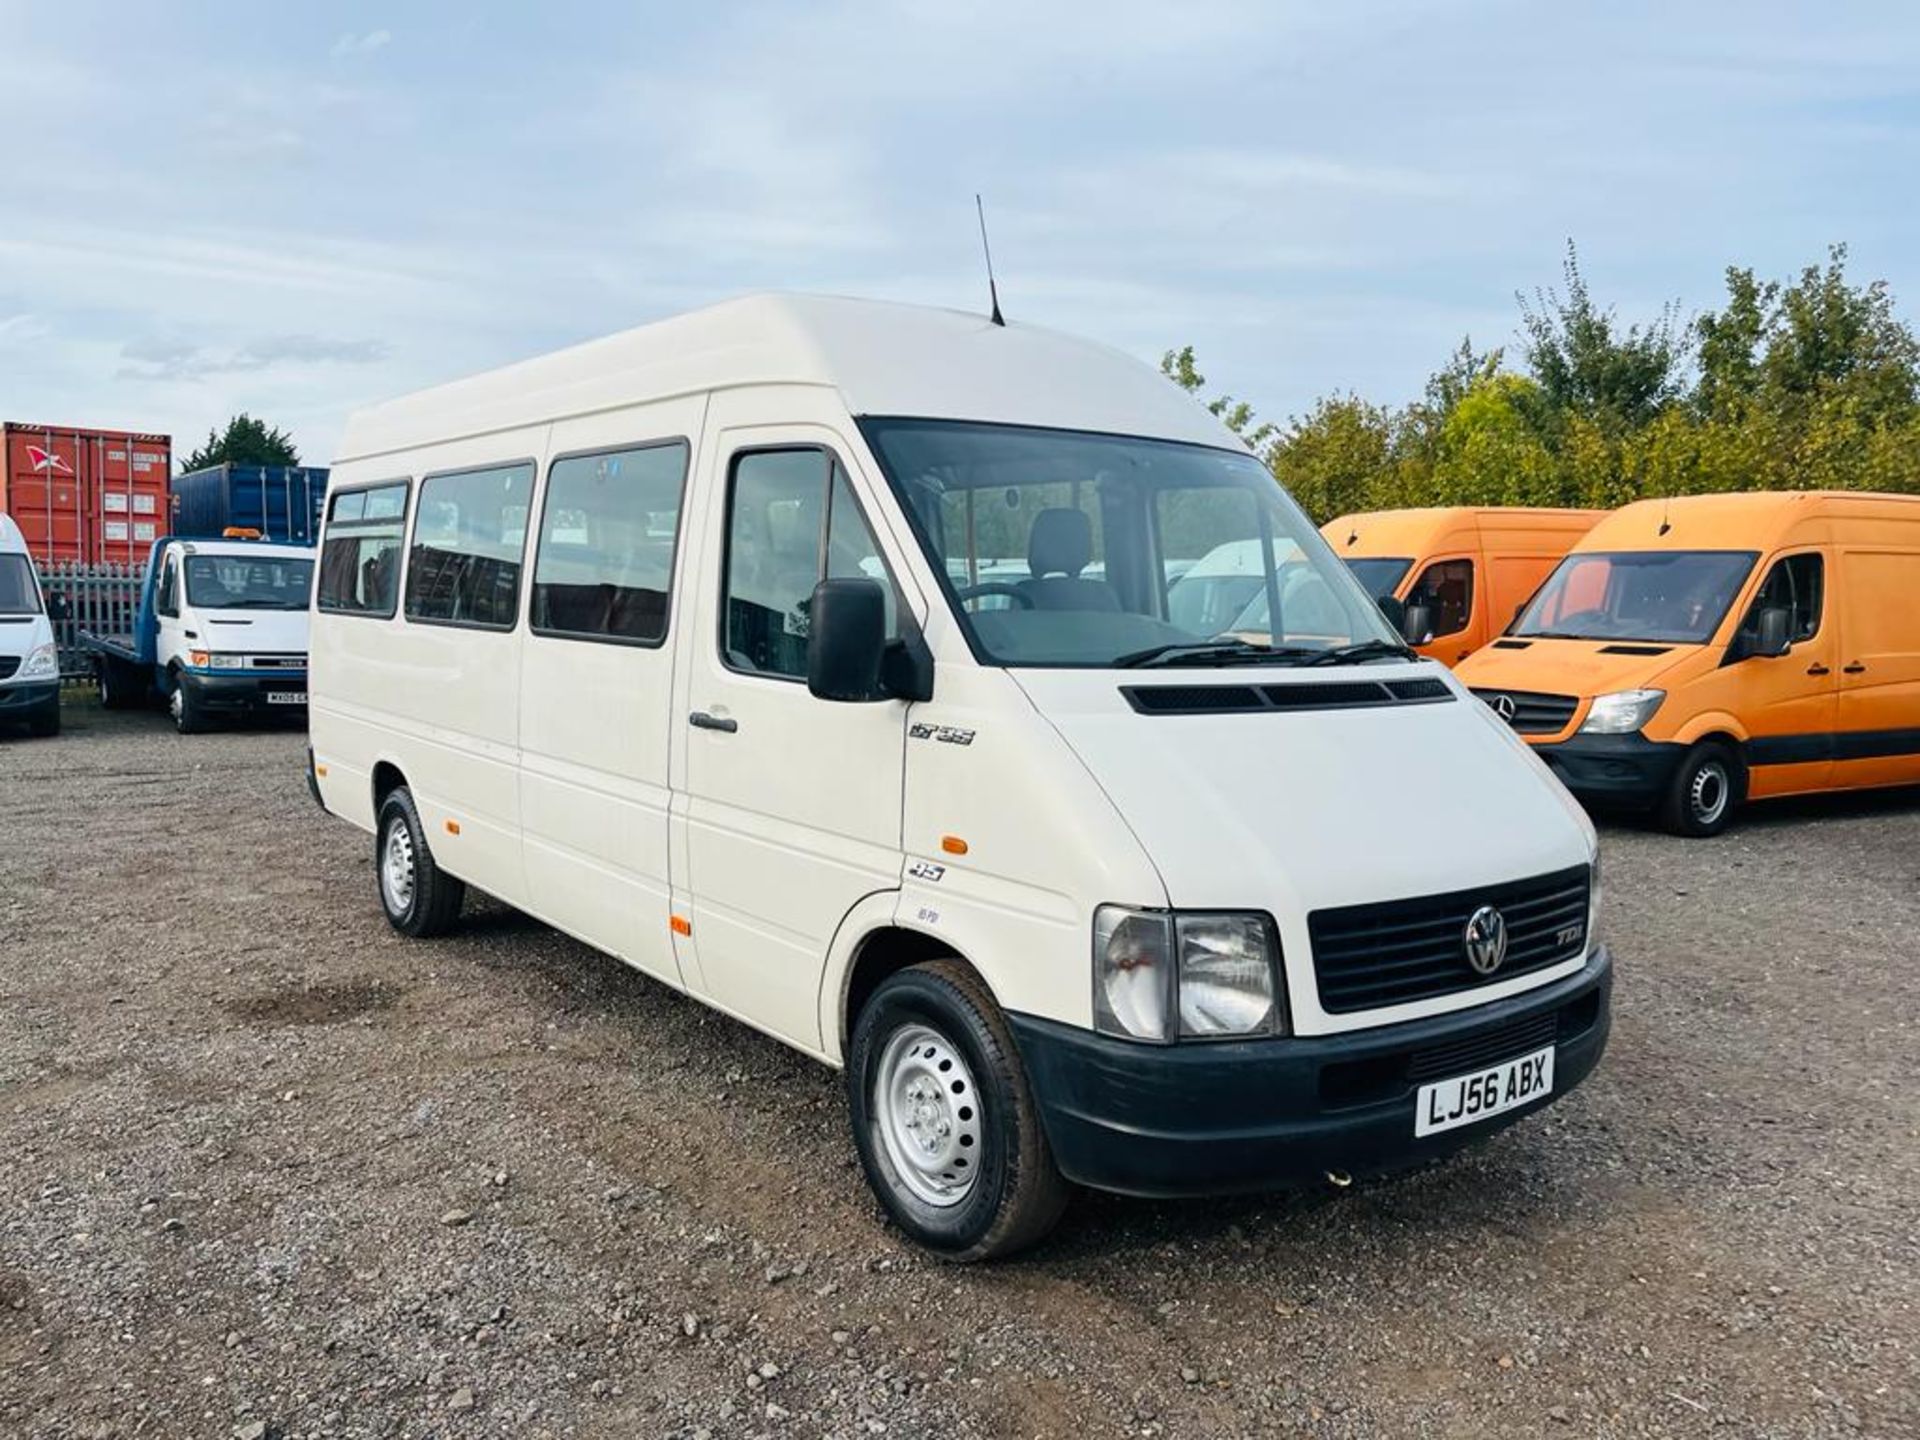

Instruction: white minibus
[310,296,1611,1259]
[0,513,63,736]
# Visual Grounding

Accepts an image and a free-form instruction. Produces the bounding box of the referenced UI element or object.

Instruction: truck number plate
[267,691,308,705]
[1414,1045,1554,1137]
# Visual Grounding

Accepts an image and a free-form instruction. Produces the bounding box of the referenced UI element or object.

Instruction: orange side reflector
[670,914,692,936]
[941,835,969,855]
[445,820,461,836]
[314,764,328,778]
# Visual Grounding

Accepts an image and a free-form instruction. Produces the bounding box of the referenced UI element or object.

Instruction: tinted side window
[531,443,688,644]
[406,464,534,628]
[1409,559,1474,639]
[1741,552,1823,644]
[723,450,896,680]
[155,552,178,617]
[318,482,409,617]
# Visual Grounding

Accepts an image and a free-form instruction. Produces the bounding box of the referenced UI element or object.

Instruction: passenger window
[1407,559,1474,639]
[723,449,897,680]
[318,482,410,617]
[1739,553,1823,645]
[405,464,535,629]
[531,442,688,645]
[155,553,178,617]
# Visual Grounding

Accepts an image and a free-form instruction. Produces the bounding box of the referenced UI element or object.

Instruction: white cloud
[329,29,391,59]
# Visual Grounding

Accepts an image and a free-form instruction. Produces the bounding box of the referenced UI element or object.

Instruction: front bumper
[1533,732,1684,805]
[1008,946,1611,1198]
[0,680,60,715]
[178,669,308,714]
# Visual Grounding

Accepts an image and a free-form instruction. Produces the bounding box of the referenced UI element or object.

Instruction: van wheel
[847,959,1070,1262]
[1661,741,1743,837]
[97,661,130,710]
[375,786,465,937]
[169,677,209,734]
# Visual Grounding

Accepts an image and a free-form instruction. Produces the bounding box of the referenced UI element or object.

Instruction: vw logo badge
[1490,693,1518,724]
[1463,904,1509,976]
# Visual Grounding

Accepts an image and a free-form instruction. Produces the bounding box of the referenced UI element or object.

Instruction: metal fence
[41,561,143,680]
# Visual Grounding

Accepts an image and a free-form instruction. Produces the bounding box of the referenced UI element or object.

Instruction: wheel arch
[819,898,996,1067]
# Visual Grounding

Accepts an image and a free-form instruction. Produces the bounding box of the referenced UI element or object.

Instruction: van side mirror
[46,593,70,623]
[1749,605,1792,660]
[808,578,890,702]
[1400,600,1434,645]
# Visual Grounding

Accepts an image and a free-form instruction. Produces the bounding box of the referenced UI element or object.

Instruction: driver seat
[1018,508,1119,611]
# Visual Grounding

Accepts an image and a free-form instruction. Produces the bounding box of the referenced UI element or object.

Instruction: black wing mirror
[1400,600,1434,645]
[1752,605,1792,659]
[46,593,70,623]
[808,578,890,702]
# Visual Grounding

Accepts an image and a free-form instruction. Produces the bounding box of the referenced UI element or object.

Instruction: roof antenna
[1658,493,1672,536]
[975,194,1005,326]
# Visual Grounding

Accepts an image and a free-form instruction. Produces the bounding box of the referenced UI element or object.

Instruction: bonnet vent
[1122,677,1454,715]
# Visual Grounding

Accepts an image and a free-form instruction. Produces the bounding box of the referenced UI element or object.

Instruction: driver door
[1724,549,1835,798]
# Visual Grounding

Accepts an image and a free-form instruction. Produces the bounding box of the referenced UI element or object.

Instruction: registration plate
[1414,1045,1555,1137]
[267,691,307,705]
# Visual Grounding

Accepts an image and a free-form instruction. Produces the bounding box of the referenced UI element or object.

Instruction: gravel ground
[1,698,1915,1440]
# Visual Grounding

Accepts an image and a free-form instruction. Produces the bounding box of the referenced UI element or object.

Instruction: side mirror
[1376,595,1406,635]
[808,578,889,702]
[1401,601,1434,646]
[1751,605,1791,659]
[46,593,70,623]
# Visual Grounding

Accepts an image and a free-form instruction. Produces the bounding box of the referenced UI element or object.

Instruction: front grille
[1309,864,1591,1014]
[0,657,18,681]
[1123,677,1455,716]
[1470,688,1578,734]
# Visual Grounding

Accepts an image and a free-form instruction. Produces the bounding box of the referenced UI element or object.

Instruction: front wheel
[169,676,210,734]
[1660,740,1743,837]
[375,786,466,937]
[847,959,1069,1262]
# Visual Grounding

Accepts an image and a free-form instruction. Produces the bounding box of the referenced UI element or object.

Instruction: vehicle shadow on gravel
[1589,781,1920,838]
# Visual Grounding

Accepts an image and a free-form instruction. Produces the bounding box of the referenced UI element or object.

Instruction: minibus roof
[0,513,28,555]
[336,294,1237,464]
[1575,490,1920,554]
[1323,506,1603,556]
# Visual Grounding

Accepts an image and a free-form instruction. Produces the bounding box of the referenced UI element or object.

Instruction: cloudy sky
[4,1,1919,465]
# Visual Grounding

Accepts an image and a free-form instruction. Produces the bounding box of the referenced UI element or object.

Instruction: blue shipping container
[170,464,330,546]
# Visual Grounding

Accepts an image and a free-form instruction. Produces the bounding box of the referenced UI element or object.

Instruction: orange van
[1321,507,1604,665]
[1455,491,1920,835]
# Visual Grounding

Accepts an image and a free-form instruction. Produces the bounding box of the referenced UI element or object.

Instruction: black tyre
[169,675,210,734]
[27,698,60,737]
[847,959,1070,1262]
[375,786,466,937]
[97,659,136,710]
[1660,740,1743,837]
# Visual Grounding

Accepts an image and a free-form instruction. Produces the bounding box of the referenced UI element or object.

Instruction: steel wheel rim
[1690,762,1729,826]
[168,687,182,722]
[381,821,415,914]
[873,1023,982,1208]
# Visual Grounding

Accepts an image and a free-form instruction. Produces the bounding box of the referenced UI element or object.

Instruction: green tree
[1268,394,1395,523]
[1161,345,1277,453]
[1518,241,1687,430]
[181,413,300,472]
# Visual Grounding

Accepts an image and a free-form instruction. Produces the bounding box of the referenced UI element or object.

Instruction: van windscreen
[1343,557,1413,600]
[859,418,1399,668]
[0,555,43,615]
[1512,550,1757,645]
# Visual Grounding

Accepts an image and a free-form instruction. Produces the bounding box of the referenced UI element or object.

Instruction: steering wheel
[955,583,1034,610]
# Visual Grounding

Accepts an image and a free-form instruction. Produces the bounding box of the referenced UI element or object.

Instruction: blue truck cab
[83,534,315,732]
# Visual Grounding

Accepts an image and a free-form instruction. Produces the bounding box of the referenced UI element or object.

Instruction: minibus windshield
[860,418,1401,668]
[185,554,315,611]
[1512,549,1757,645]
[0,555,43,615]
[1343,557,1413,600]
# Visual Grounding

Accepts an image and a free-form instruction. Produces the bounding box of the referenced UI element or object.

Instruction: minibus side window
[722,449,899,681]
[1737,553,1823,646]
[405,464,535,630]
[530,441,689,646]
[318,482,410,618]
[1407,559,1474,639]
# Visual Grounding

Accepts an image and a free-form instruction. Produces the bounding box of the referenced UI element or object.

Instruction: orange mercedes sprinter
[1456,491,1920,835]
[1321,507,1603,665]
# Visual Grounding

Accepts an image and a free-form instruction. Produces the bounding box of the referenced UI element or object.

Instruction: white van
[310,296,1611,1259]
[0,513,62,736]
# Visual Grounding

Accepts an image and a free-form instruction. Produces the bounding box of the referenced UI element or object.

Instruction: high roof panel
[335,293,1237,462]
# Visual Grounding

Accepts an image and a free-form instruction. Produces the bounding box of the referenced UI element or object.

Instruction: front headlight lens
[1094,906,1285,1042]
[1176,914,1281,1039]
[18,643,59,680]
[1577,688,1665,735]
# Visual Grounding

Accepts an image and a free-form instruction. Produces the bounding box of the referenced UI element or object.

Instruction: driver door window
[1407,559,1474,640]
[155,553,178,617]
[1737,553,1823,647]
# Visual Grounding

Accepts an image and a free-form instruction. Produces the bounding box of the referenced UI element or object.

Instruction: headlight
[1094,906,1285,1043]
[1577,688,1665,735]
[17,643,59,680]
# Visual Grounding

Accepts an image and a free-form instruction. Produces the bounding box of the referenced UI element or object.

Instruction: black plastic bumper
[178,670,307,714]
[1534,733,1684,805]
[0,681,59,716]
[1008,947,1611,1198]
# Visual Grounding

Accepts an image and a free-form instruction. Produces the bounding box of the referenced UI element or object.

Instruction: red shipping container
[1,423,174,566]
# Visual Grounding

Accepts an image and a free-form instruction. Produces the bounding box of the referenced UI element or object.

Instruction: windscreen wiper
[1295,638,1421,667]
[1114,639,1317,669]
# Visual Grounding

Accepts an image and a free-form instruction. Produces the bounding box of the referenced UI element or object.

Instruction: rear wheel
[97,659,137,710]
[847,959,1069,1262]
[1661,740,1743,837]
[376,786,466,937]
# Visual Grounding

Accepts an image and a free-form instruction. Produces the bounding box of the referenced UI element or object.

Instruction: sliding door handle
[1842,662,1867,675]
[689,710,738,733]
[1805,662,1830,676]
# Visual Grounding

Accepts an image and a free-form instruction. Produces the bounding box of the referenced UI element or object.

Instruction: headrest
[1028,507,1093,579]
